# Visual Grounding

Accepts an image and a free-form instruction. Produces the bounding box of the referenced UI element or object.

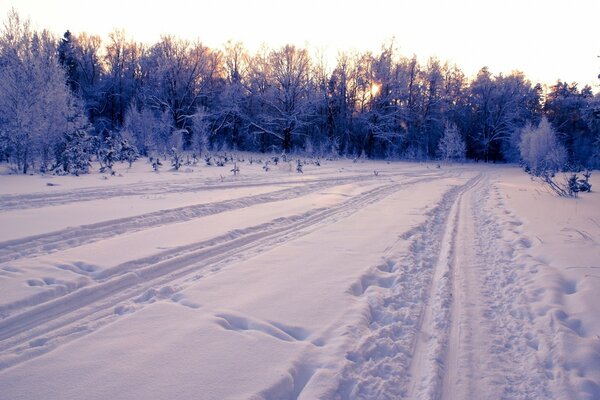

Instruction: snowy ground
[0,156,599,399]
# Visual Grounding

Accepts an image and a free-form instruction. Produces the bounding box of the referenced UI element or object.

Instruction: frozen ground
[0,156,598,399]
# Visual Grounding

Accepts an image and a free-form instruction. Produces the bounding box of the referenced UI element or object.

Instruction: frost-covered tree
[123,104,174,156]
[466,69,541,162]
[119,137,139,168]
[102,30,145,130]
[438,123,466,161]
[209,41,248,150]
[519,117,566,175]
[247,45,312,152]
[144,36,221,145]
[70,32,104,124]
[0,10,89,173]
[58,30,78,93]
[545,82,598,168]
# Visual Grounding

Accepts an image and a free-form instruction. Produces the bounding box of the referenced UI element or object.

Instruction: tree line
[0,10,598,174]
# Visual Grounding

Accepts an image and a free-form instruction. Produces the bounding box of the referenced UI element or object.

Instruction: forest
[0,10,599,175]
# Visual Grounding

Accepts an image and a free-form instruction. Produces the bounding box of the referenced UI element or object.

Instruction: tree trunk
[283,127,292,152]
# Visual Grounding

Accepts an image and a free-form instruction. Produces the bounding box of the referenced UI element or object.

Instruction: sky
[1,0,599,89]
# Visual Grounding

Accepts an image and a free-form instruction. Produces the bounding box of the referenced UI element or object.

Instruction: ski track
[0,172,447,371]
[333,173,482,399]
[0,171,424,211]
[0,175,405,264]
[460,182,566,399]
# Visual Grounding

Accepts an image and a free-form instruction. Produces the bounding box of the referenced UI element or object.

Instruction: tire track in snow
[334,173,482,399]
[0,174,447,371]
[0,175,409,264]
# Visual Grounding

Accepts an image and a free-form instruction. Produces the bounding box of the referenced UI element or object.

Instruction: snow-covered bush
[519,118,566,176]
[539,171,592,198]
[567,174,580,197]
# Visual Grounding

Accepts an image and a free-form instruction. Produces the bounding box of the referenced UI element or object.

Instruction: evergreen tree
[58,30,78,93]
[96,130,121,173]
[120,137,139,168]
[55,129,93,175]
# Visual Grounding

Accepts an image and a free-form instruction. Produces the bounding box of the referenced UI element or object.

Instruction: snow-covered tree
[544,82,595,168]
[209,41,248,150]
[0,10,89,173]
[246,45,312,152]
[144,36,221,145]
[120,137,139,168]
[437,123,466,161]
[519,117,566,175]
[55,128,93,175]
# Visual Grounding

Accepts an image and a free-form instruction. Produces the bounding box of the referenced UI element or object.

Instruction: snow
[0,158,599,399]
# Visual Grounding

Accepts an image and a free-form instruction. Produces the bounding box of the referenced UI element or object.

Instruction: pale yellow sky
[1,0,599,88]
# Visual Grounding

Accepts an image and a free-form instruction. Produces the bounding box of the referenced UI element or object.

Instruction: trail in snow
[333,171,576,399]
[0,169,422,210]
[0,176,397,263]
[334,174,482,399]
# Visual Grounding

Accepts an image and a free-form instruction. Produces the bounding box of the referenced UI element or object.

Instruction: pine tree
[120,138,139,168]
[56,129,92,175]
[97,130,121,174]
[57,30,78,94]
[170,147,182,170]
[568,174,580,197]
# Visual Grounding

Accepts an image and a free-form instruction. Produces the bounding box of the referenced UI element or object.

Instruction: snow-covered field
[0,157,599,399]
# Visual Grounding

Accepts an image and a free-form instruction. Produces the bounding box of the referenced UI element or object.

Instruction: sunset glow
[370,83,381,98]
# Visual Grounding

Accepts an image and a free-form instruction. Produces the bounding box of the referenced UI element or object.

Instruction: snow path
[442,174,555,399]
[0,173,370,210]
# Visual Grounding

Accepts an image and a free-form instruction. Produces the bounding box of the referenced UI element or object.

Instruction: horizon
[1,0,599,90]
